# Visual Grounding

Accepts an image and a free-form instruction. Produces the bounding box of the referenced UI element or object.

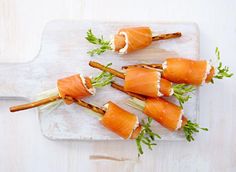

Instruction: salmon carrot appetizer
[111,82,208,142]
[76,100,161,156]
[10,91,161,156]
[9,64,114,112]
[85,27,181,56]
[89,61,195,107]
[123,48,233,85]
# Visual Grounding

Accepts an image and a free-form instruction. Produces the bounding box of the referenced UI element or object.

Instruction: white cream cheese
[169,87,174,96]
[80,75,96,95]
[128,116,140,139]
[202,61,211,84]
[176,110,184,130]
[157,72,164,97]
[162,61,168,70]
[118,31,129,54]
[103,103,109,111]
[110,35,116,51]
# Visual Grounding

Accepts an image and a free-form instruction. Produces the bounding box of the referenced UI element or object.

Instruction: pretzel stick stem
[10,95,106,116]
[89,61,125,79]
[152,32,182,41]
[111,82,146,101]
[10,95,61,112]
[73,98,105,115]
[122,64,163,70]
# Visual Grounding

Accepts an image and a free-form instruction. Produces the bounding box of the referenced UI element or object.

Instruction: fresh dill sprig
[173,84,196,108]
[136,117,161,157]
[91,63,114,88]
[183,120,208,142]
[212,47,233,82]
[86,29,112,56]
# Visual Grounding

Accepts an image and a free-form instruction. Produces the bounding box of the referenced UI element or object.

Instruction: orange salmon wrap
[124,67,173,97]
[143,98,183,131]
[57,74,95,104]
[162,58,215,85]
[101,101,140,139]
[111,27,152,54]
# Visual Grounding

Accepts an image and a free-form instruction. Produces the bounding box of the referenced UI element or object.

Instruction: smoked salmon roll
[162,58,214,85]
[143,98,183,131]
[111,27,152,54]
[124,67,173,97]
[10,65,114,113]
[86,28,181,56]
[57,74,95,104]
[101,101,140,139]
[122,48,233,85]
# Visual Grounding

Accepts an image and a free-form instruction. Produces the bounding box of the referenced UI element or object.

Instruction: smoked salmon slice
[124,67,173,97]
[57,74,95,104]
[162,58,212,85]
[100,101,139,139]
[205,66,215,83]
[130,125,143,139]
[143,98,183,131]
[112,27,152,54]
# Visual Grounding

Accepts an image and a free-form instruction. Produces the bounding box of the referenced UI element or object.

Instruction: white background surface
[0,0,235,171]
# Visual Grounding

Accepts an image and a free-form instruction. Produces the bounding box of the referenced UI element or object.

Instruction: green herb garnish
[212,47,233,82]
[86,29,112,56]
[173,84,195,108]
[91,63,114,88]
[136,117,161,156]
[183,120,208,142]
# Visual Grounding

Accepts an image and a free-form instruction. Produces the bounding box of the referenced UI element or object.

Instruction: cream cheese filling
[157,72,164,97]
[118,31,129,54]
[110,35,116,52]
[202,61,211,84]
[176,110,184,130]
[162,61,168,70]
[80,74,96,95]
[103,103,109,111]
[128,116,140,139]
[169,86,174,96]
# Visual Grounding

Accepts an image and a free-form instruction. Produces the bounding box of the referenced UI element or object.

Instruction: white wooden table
[0,0,236,171]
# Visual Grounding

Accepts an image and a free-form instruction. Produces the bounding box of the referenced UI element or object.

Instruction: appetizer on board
[86,27,181,56]
[80,100,160,156]
[111,82,208,142]
[9,65,113,112]
[122,48,233,85]
[89,61,195,107]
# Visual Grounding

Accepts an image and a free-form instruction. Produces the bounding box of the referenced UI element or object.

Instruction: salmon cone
[57,74,95,104]
[124,67,173,97]
[100,101,139,139]
[112,27,152,54]
[162,58,213,85]
[143,98,183,131]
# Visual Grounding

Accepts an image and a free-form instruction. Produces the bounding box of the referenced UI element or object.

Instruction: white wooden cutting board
[0,20,199,140]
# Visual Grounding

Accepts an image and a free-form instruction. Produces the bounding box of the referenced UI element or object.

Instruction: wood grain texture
[0,0,236,172]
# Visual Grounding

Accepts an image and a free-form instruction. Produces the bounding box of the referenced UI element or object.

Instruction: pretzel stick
[152,32,182,41]
[10,94,106,116]
[122,64,163,70]
[73,98,105,115]
[111,82,188,128]
[89,61,125,79]
[111,82,146,101]
[10,95,62,112]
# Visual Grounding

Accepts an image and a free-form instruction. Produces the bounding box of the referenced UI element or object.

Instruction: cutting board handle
[0,63,32,97]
